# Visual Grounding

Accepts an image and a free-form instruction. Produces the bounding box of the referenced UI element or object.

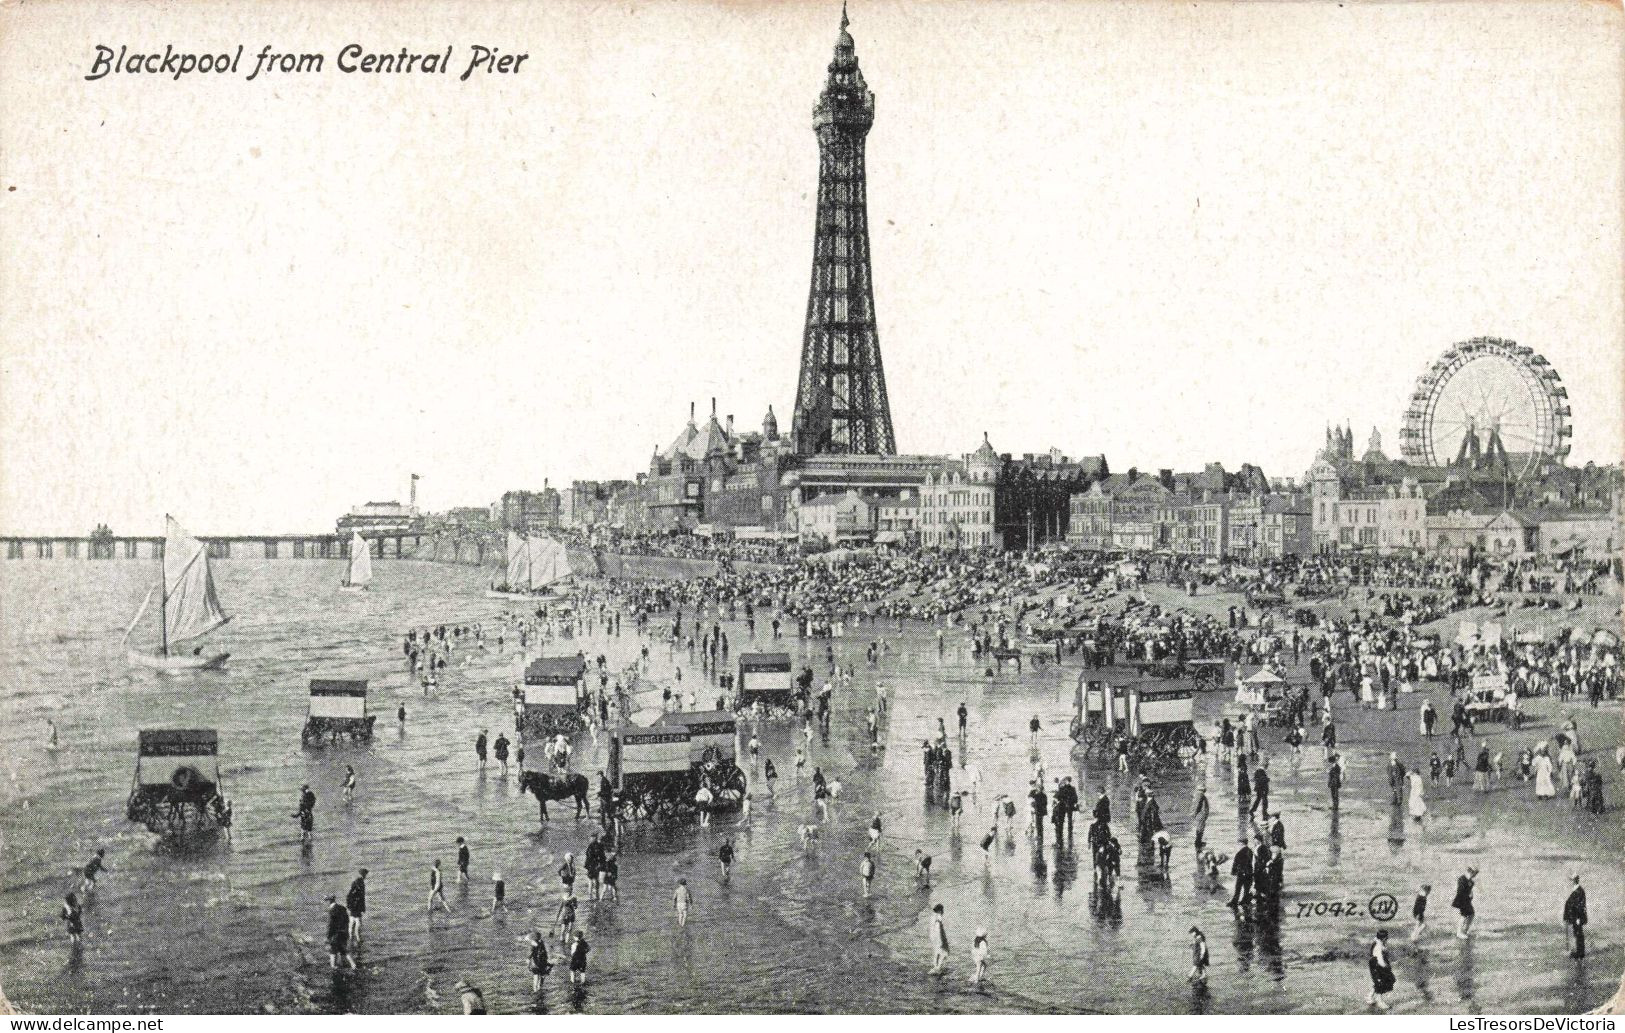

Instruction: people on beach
[79,849,107,894]
[1564,873,1587,958]
[428,860,453,915]
[929,903,950,974]
[325,895,355,970]
[673,879,693,927]
[61,892,83,946]
[1188,926,1209,985]
[1366,930,1394,1010]
[526,930,552,991]
[1452,866,1478,939]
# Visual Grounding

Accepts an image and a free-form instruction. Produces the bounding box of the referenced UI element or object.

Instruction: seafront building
[4,15,1616,568]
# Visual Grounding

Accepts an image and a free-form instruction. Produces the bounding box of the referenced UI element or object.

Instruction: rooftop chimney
[726,414,734,437]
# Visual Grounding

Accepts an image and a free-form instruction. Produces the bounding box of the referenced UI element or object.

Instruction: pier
[0,530,502,565]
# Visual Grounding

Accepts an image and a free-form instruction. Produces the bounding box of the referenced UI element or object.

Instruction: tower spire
[792,8,895,456]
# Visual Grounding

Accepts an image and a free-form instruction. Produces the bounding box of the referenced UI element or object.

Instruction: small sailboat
[123,516,231,672]
[486,532,573,599]
[339,532,372,593]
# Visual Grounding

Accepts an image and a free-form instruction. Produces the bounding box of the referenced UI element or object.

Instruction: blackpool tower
[791,5,897,456]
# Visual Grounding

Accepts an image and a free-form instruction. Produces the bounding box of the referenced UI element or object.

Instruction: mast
[160,514,171,657]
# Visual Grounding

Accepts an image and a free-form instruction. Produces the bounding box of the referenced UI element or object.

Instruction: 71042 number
[1296,900,1363,918]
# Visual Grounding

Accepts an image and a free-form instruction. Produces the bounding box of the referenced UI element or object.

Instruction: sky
[1,0,1620,535]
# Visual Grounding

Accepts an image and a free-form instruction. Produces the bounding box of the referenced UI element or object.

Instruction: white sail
[344,532,373,587]
[528,536,573,589]
[504,532,531,589]
[163,516,230,647]
[122,586,157,645]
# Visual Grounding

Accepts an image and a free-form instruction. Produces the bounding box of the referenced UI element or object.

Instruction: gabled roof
[663,421,697,460]
[1090,474,1135,496]
[684,415,730,459]
[1119,476,1173,499]
[1485,511,1536,529]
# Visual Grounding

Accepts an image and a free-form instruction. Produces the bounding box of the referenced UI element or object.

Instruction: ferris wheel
[1399,337,1571,480]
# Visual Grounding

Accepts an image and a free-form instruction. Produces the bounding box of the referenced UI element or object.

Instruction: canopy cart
[1070,676,1129,749]
[608,722,747,824]
[653,709,741,768]
[1124,684,1201,763]
[736,652,794,713]
[520,656,588,738]
[302,677,376,745]
[126,729,229,837]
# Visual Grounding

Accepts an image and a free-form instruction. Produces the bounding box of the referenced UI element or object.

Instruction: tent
[1233,667,1285,708]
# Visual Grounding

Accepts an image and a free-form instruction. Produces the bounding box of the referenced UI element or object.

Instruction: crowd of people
[51,529,1622,1014]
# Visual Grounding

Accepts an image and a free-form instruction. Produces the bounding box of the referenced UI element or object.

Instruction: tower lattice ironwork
[791,5,896,456]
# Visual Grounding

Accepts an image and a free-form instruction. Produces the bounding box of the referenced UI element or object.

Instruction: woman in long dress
[1533,747,1556,799]
[1407,769,1427,822]
[1557,740,1578,790]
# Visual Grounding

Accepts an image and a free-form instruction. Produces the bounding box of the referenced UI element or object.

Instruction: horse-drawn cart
[126,729,230,837]
[1124,684,1201,762]
[1135,657,1187,680]
[607,722,748,823]
[736,652,794,714]
[1070,677,1129,748]
[1244,581,1286,608]
[1020,639,1062,668]
[519,656,588,739]
[1070,677,1199,765]
[301,677,377,745]
[1187,659,1227,692]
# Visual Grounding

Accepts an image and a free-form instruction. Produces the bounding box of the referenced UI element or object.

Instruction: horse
[519,770,590,822]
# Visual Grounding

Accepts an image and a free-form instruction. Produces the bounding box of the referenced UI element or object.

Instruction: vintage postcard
[1,0,1622,1020]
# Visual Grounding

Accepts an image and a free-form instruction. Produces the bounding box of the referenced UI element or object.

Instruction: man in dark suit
[1228,839,1254,907]
[1053,776,1079,840]
[1254,837,1274,898]
[1564,873,1587,958]
[1250,760,1271,818]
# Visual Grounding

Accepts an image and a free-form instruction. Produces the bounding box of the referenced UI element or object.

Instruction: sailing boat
[340,532,373,593]
[486,532,573,599]
[123,516,231,671]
